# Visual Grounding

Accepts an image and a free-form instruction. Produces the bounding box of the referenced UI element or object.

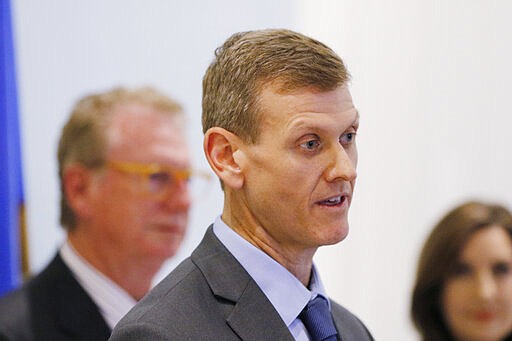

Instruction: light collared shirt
[60,241,137,330]
[213,216,331,341]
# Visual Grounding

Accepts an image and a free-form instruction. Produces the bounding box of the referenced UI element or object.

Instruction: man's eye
[148,172,172,191]
[300,140,321,150]
[339,132,356,145]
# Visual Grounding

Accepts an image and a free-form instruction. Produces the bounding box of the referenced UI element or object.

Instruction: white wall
[300,1,512,340]
[12,1,512,340]
[13,0,298,275]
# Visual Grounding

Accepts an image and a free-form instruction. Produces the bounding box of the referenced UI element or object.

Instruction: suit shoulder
[112,257,229,340]
[0,281,33,339]
[330,300,374,341]
[115,257,199,324]
[1,254,110,340]
[0,286,29,321]
[0,255,64,338]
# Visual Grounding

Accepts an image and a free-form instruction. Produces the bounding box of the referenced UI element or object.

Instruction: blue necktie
[299,296,339,341]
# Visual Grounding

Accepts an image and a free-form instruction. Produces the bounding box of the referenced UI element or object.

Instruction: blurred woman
[411,201,512,341]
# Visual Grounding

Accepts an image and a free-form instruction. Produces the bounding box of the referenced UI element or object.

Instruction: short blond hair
[202,28,350,143]
[58,87,183,230]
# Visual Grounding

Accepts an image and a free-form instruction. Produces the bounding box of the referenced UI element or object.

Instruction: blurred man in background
[0,87,192,340]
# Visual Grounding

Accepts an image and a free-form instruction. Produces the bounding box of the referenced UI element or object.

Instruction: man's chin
[326,223,349,245]
[145,238,182,260]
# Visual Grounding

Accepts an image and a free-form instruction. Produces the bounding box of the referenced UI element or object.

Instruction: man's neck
[67,233,159,300]
[221,203,316,286]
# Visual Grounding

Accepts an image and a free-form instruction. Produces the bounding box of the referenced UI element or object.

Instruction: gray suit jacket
[110,226,373,340]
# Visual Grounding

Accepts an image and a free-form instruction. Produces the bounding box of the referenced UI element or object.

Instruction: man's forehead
[258,85,355,114]
[108,109,184,149]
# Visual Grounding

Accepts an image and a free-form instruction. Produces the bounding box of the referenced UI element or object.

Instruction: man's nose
[162,178,192,210]
[325,145,357,182]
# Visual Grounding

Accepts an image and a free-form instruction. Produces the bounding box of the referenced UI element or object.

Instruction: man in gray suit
[110,29,373,341]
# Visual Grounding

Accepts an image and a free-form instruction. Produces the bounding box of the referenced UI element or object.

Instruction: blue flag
[0,0,26,297]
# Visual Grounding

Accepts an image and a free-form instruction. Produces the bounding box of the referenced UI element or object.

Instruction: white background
[12,1,512,340]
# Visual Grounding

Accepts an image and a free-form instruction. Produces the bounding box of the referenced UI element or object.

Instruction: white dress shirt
[60,241,137,330]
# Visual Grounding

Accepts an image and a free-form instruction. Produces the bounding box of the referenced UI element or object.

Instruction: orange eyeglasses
[106,160,213,199]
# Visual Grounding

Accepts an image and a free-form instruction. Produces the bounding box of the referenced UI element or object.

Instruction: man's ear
[203,127,245,190]
[63,164,96,219]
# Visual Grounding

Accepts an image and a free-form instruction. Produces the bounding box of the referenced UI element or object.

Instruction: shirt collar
[212,216,329,327]
[60,240,137,329]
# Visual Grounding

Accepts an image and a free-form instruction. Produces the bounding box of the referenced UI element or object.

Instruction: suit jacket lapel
[50,255,111,339]
[226,279,294,340]
[192,226,294,341]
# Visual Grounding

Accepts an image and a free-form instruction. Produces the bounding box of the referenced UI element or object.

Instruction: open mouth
[318,195,346,207]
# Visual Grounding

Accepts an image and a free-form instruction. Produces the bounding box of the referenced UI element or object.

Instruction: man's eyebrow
[352,110,360,125]
[345,110,360,129]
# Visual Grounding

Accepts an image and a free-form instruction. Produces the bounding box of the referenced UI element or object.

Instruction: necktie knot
[299,296,338,341]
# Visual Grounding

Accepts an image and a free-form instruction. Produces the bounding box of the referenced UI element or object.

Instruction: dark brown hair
[411,200,512,340]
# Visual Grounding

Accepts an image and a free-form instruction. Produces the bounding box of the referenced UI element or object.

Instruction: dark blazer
[110,226,373,340]
[0,254,111,341]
